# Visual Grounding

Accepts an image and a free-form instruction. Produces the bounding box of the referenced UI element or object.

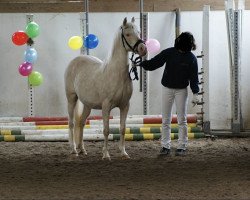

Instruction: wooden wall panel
[0,0,249,13]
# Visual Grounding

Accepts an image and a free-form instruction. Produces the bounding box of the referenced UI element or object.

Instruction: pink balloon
[19,62,33,76]
[145,39,160,53]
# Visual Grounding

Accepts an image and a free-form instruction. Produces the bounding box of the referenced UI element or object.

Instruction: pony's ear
[131,17,135,23]
[123,17,127,26]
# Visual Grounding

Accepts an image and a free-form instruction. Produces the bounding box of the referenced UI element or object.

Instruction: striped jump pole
[0,126,202,135]
[0,114,197,123]
[0,114,198,130]
[0,114,203,142]
[0,132,205,142]
[0,123,198,131]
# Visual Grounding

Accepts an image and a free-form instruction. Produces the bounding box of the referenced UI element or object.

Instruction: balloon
[28,71,43,86]
[25,22,40,38]
[145,39,160,53]
[12,31,29,46]
[84,34,99,49]
[24,47,38,63]
[68,36,83,50]
[18,62,33,76]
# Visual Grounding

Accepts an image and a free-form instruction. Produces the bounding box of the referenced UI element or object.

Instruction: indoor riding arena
[0,1,249,200]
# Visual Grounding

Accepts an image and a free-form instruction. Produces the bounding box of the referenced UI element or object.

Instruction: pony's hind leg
[66,93,78,154]
[74,100,91,155]
[119,104,130,159]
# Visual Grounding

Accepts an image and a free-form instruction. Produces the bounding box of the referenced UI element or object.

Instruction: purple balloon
[19,62,33,76]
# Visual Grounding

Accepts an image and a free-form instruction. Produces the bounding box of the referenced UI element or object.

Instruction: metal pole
[139,0,148,115]
[80,13,86,54]
[202,5,210,134]
[142,13,148,115]
[225,0,243,133]
[175,8,181,38]
[139,0,143,92]
[85,0,89,55]
[26,14,34,117]
[231,9,242,133]
[225,0,235,70]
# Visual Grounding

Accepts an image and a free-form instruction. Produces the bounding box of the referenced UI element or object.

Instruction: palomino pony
[64,17,147,160]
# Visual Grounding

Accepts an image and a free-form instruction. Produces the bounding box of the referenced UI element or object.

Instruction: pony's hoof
[70,149,78,155]
[82,149,88,155]
[121,154,130,160]
[69,153,79,160]
[76,148,87,155]
[102,149,111,161]
[102,155,111,161]
[69,150,79,158]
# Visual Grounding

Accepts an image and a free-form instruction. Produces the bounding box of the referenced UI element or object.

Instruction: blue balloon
[24,47,37,63]
[84,34,99,49]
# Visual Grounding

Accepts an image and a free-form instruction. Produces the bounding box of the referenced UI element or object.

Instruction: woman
[139,32,199,156]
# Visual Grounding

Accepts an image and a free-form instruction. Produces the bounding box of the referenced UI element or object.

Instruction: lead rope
[129,53,142,81]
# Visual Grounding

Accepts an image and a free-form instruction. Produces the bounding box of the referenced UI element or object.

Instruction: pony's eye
[126,34,130,37]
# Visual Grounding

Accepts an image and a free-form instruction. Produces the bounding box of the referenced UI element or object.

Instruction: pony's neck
[107,31,129,71]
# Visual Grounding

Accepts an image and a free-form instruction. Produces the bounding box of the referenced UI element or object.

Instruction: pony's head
[120,17,147,57]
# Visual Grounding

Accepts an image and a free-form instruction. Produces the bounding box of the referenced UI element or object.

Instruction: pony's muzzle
[137,43,147,57]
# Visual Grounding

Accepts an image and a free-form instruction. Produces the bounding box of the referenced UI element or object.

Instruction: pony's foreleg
[102,101,111,160]
[119,104,130,159]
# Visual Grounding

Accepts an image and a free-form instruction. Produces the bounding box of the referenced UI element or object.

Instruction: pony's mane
[103,26,123,67]
[109,26,123,58]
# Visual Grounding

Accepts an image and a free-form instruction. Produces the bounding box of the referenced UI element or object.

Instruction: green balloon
[28,71,43,86]
[26,22,40,38]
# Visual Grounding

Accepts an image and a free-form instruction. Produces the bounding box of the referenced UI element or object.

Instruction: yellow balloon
[68,36,83,50]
